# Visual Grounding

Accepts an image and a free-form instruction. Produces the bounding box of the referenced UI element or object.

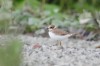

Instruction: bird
[47,25,74,46]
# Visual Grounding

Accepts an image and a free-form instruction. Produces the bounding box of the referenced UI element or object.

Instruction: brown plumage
[51,28,70,35]
[48,25,70,36]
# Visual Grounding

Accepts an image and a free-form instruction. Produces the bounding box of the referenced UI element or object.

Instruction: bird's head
[47,25,56,31]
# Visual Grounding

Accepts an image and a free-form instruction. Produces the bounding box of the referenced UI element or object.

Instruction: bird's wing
[52,28,69,35]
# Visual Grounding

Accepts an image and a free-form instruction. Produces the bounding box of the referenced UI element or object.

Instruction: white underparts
[49,32,72,41]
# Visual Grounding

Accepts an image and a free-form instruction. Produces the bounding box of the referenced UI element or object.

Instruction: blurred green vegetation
[0,0,100,34]
[0,38,23,66]
[0,21,10,33]
[38,0,100,12]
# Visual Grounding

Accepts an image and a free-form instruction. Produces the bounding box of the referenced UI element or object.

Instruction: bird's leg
[55,40,63,49]
[59,41,62,46]
[56,40,62,46]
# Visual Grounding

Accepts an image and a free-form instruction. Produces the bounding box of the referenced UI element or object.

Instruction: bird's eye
[50,27,53,28]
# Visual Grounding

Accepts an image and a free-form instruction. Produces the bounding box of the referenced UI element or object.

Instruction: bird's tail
[69,33,83,39]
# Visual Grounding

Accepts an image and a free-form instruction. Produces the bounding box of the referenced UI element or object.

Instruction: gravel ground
[0,35,100,66]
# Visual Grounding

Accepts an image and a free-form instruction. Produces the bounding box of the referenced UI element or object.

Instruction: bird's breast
[48,32,70,40]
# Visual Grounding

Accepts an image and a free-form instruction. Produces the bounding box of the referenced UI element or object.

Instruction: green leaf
[0,38,23,66]
[12,0,25,10]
